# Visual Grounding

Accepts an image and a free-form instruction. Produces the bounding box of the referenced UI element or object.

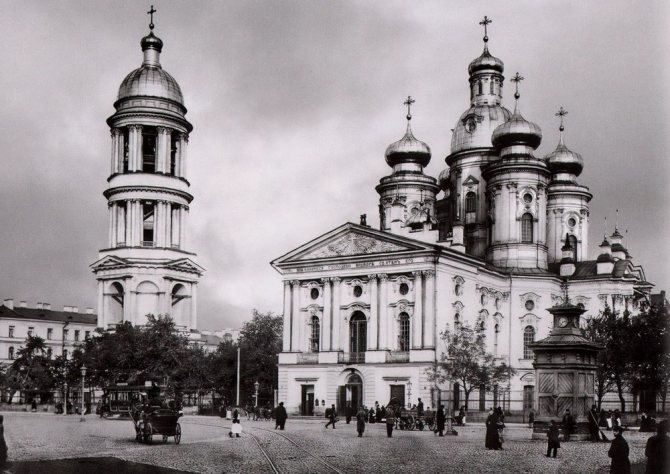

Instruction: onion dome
[116,29,184,106]
[385,97,431,168]
[492,73,542,150]
[469,46,504,75]
[438,168,450,191]
[544,107,583,176]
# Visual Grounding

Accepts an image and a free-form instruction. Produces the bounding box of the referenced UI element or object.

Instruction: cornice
[103,185,193,202]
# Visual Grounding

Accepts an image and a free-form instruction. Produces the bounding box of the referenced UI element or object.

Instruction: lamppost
[254,381,260,408]
[406,380,412,408]
[80,365,87,422]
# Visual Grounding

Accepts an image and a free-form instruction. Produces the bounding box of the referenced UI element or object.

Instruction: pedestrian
[325,404,337,429]
[496,410,505,449]
[356,406,367,438]
[562,409,574,442]
[345,403,352,424]
[376,404,383,423]
[0,415,7,470]
[275,402,287,430]
[417,398,424,417]
[528,407,535,428]
[607,410,613,430]
[435,405,446,437]
[385,405,395,438]
[546,420,560,458]
[31,399,37,412]
[608,426,631,474]
[589,405,601,442]
[230,418,242,438]
[485,409,498,449]
[644,420,669,474]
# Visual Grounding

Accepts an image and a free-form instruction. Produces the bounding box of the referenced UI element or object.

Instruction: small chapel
[271,18,653,416]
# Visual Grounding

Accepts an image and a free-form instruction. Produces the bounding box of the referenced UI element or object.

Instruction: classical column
[155,127,167,173]
[127,200,135,246]
[412,271,423,349]
[177,133,188,178]
[290,280,301,351]
[179,206,187,249]
[368,274,378,350]
[127,125,141,171]
[423,270,436,348]
[156,201,167,247]
[110,129,121,174]
[164,203,172,248]
[171,205,180,248]
[116,202,126,246]
[134,200,143,246]
[331,277,341,351]
[379,274,389,349]
[282,281,291,352]
[108,202,114,248]
[321,278,332,351]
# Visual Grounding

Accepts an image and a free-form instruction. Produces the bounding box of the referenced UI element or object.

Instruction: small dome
[450,105,512,154]
[117,66,184,105]
[385,124,431,167]
[468,46,504,75]
[492,109,542,150]
[545,140,584,176]
[438,168,450,191]
[141,32,163,52]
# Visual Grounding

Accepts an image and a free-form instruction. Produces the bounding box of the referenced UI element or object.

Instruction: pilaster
[321,278,332,351]
[332,277,342,351]
[423,270,435,348]
[368,274,378,350]
[282,281,291,352]
[290,280,300,351]
[379,274,389,349]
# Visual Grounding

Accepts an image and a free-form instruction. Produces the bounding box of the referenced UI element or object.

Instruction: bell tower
[91,9,204,331]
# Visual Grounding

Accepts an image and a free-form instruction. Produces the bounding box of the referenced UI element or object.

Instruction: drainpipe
[507,272,513,413]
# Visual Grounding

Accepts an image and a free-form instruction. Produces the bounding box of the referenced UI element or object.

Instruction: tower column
[155,201,166,247]
[179,206,187,249]
[108,202,115,247]
[177,133,188,178]
[321,278,331,351]
[412,271,423,349]
[332,277,342,351]
[282,281,291,352]
[110,129,121,174]
[290,280,301,351]
[379,274,389,349]
[423,270,435,348]
[155,127,167,173]
[368,274,378,350]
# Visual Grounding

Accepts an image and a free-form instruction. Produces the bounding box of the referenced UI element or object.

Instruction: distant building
[0,299,96,364]
[189,328,241,352]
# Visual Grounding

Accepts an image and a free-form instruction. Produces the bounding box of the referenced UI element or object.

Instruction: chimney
[86,307,94,314]
[43,302,51,311]
[19,301,27,308]
[3,299,13,310]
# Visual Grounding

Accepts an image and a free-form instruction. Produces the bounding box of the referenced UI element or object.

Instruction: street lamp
[80,365,87,422]
[254,381,260,408]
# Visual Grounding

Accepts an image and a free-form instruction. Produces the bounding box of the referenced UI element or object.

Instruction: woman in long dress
[485,409,498,449]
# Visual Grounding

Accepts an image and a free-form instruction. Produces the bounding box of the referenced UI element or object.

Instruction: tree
[427,323,515,411]
[5,335,55,402]
[238,310,282,406]
[208,339,239,406]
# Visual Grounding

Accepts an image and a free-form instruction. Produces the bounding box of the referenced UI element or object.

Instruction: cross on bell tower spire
[148,5,157,30]
[479,15,492,43]
[404,96,415,121]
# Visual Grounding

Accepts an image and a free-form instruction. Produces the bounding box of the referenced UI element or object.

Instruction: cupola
[544,107,584,181]
[385,96,431,169]
[492,73,542,153]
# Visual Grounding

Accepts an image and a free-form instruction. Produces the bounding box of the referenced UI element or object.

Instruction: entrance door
[301,385,314,416]
[390,384,405,408]
[349,312,367,360]
[523,385,534,414]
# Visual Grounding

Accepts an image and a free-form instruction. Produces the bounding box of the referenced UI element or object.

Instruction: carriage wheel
[174,423,181,444]
[162,435,168,443]
[143,422,153,444]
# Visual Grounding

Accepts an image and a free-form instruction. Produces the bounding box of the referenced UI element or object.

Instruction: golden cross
[148,5,157,30]
[511,72,524,97]
[479,16,492,41]
[404,96,415,120]
[555,107,568,130]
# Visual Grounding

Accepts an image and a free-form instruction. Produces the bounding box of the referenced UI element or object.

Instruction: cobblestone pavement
[2,413,651,473]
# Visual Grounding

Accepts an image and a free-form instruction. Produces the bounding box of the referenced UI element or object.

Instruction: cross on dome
[148,5,157,30]
[511,72,524,100]
[404,96,415,121]
[479,15,492,43]
[555,106,568,132]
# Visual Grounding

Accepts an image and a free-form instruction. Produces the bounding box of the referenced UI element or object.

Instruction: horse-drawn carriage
[130,407,182,444]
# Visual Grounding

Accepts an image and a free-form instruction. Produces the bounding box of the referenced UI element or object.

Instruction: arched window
[349,311,367,355]
[567,234,578,261]
[465,192,477,213]
[398,313,410,351]
[478,80,483,95]
[494,324,500,356]
[310,316,320,352]
[521,213,534,243]
[489,79,495,95]
[523,326,535,359]
[454,313,461,330]
[8,347,14,360]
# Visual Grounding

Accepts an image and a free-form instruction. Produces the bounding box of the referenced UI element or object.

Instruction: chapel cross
[511,72,524,99]
[404,96,415,120]
[560,281,570,305]
[555,106,568,130]
[479,16,492,42]
[148,5,157,30]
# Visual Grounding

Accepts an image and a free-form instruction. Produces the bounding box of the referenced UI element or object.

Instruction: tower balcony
[105,172,193,204]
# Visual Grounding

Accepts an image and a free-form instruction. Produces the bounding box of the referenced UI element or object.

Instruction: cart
[131,407,182,444]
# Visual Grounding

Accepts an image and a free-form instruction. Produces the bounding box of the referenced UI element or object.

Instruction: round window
[568,217,577,228]
[525,300,535,311]
[523,193,533,204]
[353,285,363,298]
[310,288,319,300]
[399,283,409,295]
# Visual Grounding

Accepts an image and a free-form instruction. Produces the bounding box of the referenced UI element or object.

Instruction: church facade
[90,19,204,331]
[271,22,652,416]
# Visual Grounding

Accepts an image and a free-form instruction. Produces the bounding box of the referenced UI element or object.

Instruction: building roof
[0,305,97,325]
[547,259,635,280]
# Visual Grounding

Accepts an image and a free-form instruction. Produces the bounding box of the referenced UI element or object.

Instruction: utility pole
[236,346,240,406]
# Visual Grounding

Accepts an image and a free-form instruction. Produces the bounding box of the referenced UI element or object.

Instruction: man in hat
[562,409,575,442]
[644,420,669,474]
[608,425,631,474]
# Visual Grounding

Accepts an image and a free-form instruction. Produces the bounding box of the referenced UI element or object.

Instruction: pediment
[462,175,480,185]
[273,223,434,265]
[166,258,205,275]
[90,255,129,271]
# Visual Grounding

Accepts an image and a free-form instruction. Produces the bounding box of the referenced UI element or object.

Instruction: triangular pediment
[90,255,129,271]
[166,258,205,275]
[273,223,435,266]
[462,175,479,185]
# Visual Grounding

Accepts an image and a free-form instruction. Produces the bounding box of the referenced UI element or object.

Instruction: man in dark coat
[275,402,287,430]
[345,403,352,424]
[562,409,575,441]
[0,415,7,469]
[546,420,560,458]
[356,406,367,438]
[589,405,601,442]
[417,398,424,417]
[435,405,446,436]
[608,426,631,474]
[325,404,337,429]
[485,409,498,449]
[385,405,395,438]
[645,420,669,474]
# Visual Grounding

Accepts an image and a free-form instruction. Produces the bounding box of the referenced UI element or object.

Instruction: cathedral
[90,14,204,332]
[271,19,652,415]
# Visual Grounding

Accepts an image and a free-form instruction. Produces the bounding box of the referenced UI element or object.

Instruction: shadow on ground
[4,457,190,473]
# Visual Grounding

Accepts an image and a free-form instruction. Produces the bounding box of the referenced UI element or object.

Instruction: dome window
[521,213,534,243]
[465,192,477,213]
[567,217,577,228]
[523,193,533,204]
[142,127,157,173]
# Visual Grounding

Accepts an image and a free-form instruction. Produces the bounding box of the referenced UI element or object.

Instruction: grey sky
[1,0,668,330]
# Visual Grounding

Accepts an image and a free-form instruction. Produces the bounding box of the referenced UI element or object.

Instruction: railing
[141,241,155,247]
[386,351,410,363]
[297,353,319,364]
[338,352,365,364]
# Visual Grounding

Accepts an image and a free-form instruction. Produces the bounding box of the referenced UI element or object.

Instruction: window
[169,133,178,176]
[489,79,494,95]
[399,313,410,351]
[349,311,367,354]
[454,313,461,330]
[399,283,409,296]
[310,316,320,352]
[74,330,80,342]
[353,285,363,298]
[478,80,483,95]
[47,328,53,340]
[142,202,155,246]
[142,128,156,172]
[63,349,68,360]
[523,326,536,359]
[310,288,319,300]
[122,127,129,172]
[8,326,14,338]
[85,331,90,340]
[465,192,477,213]
[521,213,534,243]
[525,300,535,311]
[567,234,578,261]
[28,326,34,337]
[63,329,69,341]
[47,348,52,359]
[8,347,14,359]
[494,323,500,356]
[523,193,533,204]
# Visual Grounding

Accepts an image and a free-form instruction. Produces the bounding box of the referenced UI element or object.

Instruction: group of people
[484,407,506,450]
